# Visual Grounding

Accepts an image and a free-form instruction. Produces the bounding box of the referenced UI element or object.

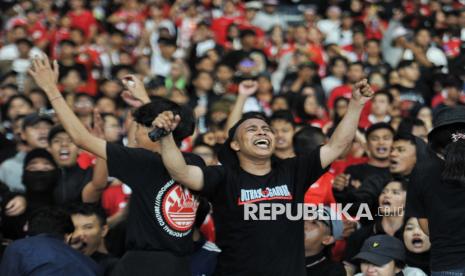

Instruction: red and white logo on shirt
[162,185,197,232]
[155,180,198,237]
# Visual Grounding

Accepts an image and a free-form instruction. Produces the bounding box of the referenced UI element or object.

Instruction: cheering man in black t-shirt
[154,80,374,275]
[28,56,204,275]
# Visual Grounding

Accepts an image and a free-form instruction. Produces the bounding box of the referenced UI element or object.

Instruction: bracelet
[49,95,63,102]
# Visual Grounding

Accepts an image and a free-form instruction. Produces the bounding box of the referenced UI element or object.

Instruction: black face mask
[22,169,59,193]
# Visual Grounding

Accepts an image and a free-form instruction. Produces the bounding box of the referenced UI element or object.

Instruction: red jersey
[68,10,97,38]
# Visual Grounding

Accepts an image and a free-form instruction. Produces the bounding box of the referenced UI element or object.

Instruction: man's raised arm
[28,56,107,159]
[320,79,374,168]
[155,111,204,191]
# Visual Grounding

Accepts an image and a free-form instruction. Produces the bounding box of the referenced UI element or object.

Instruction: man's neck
[239,156,271,175]
[382,216,404,236]
[367,158,390,168]
[399,78,415,88]
[196,89,207,96]
[97,242,108,254]
[367,56,380,65]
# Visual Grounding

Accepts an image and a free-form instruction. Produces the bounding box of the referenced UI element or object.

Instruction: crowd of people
[0,0,465,275]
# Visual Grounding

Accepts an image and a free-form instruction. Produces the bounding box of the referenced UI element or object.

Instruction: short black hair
[365,38,380,46]
[48,125,67,143]
[132,97,195,144]
[240,28,256,39]
[60,39,77,47]
[270,110,295,127]
[15,38,33,48]
[349,61,364,69]
[28,207,74,238]
[397,60,416,70]
[74,92,95,102]
[293,126,326,154]
[397,118,425,135]
[67,203,107,226]
[4,94,33,119]
[373,89,394,104]
[365,122,395,139]
[442,75,462,90]
[393,132,417,145]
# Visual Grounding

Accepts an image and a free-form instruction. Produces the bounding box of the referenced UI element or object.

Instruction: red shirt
[28,21,48,44]
[68,10,97,38]
[304,172,336,205]
[211,16,240,46]
[77,151,96,170]
[101,184,130,216]
[327,84,372,126]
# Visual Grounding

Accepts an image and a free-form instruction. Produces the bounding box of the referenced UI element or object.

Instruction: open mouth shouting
[375,146,389,155]
[59,148,71,161]
[253,138,271,149]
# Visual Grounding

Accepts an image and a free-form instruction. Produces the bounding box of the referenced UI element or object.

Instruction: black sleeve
[106,143,161,188]
[351,174,387,211]
[298,146,328,191]
[200,166,225,200]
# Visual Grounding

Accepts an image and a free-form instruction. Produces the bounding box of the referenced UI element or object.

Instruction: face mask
[22,169,59,193]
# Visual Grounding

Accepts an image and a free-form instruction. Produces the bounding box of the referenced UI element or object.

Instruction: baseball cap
[245,1,262,10]
[353,235,405,266]
[428,106,465,151]
[314,206,344,241]
[24,148,57,170]
[22,113,54,130]
[264,0,279,5]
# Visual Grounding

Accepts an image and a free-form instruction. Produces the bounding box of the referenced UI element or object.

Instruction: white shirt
[0,44,43,60]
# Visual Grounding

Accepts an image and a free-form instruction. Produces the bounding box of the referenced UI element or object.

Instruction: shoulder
[107,142,158,159]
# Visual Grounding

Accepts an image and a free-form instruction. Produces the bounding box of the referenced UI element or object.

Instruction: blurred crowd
[0,0,465,275]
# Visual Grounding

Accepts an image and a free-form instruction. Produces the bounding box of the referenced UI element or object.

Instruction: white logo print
[238,184,293,205]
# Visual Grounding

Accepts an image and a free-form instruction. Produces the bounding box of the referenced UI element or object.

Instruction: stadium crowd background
[0,0,465,275]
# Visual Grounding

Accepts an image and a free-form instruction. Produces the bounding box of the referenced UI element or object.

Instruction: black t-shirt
[345,163,390,183]
[54,165,92,205]
[91,251,118,276]
[200,147,326,276]
[335,164,391,219]
[428,179,465,271]
[305,252,346,276]
[106,143,205,255]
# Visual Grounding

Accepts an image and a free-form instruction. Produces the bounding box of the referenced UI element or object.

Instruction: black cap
[428,106,465,142]
[48,125,66,143]
[218,112,269,167]
[158,37,177,47]
[24,148,57,170]
[353,235,405,266]
[22,113,54,130]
